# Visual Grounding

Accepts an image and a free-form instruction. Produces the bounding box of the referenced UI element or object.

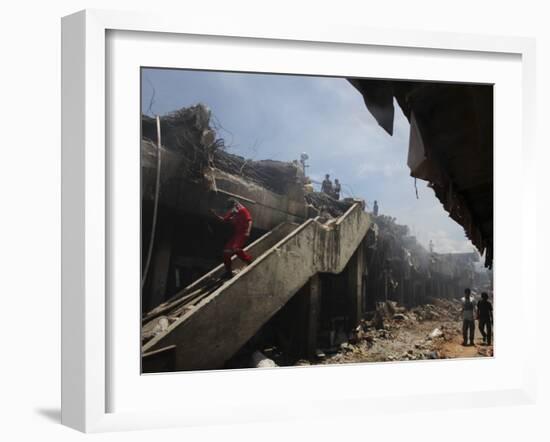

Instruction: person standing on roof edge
[321,174,333,196]
[373,200,379,216]
[211,198,253,278]
[333,178,341,200]
[461,288,476,346]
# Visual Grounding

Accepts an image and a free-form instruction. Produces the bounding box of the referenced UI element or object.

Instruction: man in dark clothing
[373,200,379,216]
[477,292,493,345]
[211,198,253,278]
[321,174,333,196]
[333,179,341,200]
[462,288,476,346]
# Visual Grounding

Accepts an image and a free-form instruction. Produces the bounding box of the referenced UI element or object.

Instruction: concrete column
[361,269,368,315]
[147,213,175,310]
[399,276,405,305]
[347,243,365,326]
[306,274,321,358]
[402,279,408,307]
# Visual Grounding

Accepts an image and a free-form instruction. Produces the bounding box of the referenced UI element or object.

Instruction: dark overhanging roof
[349,79,493,267]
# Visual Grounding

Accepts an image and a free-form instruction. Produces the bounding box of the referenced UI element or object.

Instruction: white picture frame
[61,9,537,433]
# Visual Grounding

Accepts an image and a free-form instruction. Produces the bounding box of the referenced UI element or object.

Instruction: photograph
[140,68,494,373]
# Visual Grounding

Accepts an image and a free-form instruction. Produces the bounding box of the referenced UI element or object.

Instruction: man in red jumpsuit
[211,198,253,278]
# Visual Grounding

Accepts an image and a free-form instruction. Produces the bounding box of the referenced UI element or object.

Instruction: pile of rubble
[142,105,305,195]
[142,105,221,183]
[322,322,443,364]
[410,298,463,322]
[305,192,354,217]
[317,298,465,365]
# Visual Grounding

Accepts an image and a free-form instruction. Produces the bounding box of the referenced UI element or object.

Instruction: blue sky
[142,68,474,253]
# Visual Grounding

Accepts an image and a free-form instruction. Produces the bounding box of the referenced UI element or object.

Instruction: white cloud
[355,161,408,178]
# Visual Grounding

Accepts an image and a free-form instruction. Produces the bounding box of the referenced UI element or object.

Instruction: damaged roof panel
[349,79,493,267]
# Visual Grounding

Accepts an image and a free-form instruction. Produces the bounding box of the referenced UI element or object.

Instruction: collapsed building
[366,214,483,311]
[140,97,492,373]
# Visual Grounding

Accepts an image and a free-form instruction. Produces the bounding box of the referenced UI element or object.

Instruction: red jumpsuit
[222,205,253,272]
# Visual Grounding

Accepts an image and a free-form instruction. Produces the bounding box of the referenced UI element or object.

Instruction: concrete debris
[313,296,491,366]
[251,351,278,368]
[385,300,398,315]
[340,342,353,352]
[372,308,385,330]
[142,105,220,183]
[477,347,494,357]
[412,298,463,322]
[429,328,443,339]
[142,105,304,195]
[141,316,176,343]
[305,192,354,217]
[393,313,408,321]
[377,329,393,339]
[315,349,326,359]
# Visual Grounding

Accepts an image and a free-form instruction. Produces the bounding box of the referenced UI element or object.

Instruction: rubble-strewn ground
[299,298,494,366]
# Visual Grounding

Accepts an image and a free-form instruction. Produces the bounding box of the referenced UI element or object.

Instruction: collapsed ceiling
[349,79,493,267]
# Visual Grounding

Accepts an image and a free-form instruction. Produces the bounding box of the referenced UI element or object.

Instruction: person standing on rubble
[211,198,253,278]
[333,179,341,200]
[373,200,379,216]
[321,174,333,196]
[461,288,476,346]
[477,292,493,345]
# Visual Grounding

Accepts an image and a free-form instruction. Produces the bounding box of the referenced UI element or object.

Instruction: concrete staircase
[142,203,372,371]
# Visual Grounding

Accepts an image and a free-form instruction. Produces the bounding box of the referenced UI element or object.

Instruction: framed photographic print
[61,9,537,432]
